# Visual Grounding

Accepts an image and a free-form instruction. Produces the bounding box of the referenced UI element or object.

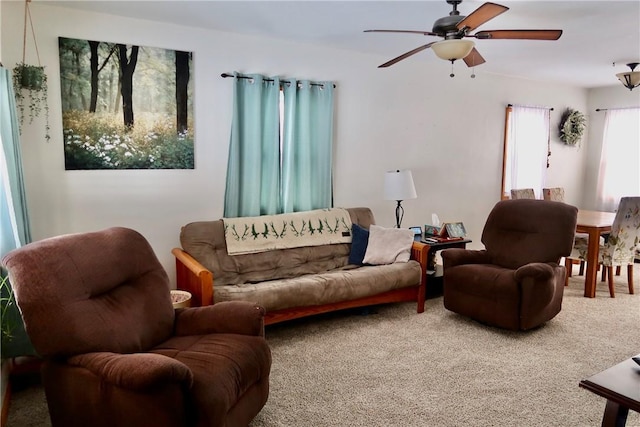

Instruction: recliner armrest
[68,352,193,391]
[174,301,266,337]
[514,262,556,282]
[516,263,564,323]
[441,248,491,268]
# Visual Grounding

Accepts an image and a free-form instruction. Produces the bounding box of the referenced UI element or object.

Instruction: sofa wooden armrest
[411,241,428,306]
[172,248,213,306]
[173,243,428,314]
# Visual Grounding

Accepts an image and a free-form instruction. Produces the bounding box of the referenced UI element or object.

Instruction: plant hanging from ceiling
[558,108,586,147]
[13,0,50,142]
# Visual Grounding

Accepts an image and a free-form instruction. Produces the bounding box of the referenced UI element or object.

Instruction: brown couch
[442,199,578,331]
[2,227,271,427]
[173,207,428,325]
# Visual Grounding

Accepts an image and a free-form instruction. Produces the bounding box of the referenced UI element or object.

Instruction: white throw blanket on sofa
[223,208,353,255]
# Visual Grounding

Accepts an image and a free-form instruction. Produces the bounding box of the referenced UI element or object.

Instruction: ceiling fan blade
[456,2,509,32]
[463,48,486,67]
[364,29,438,36]
[378,42,437,68]
[473,29,563,40]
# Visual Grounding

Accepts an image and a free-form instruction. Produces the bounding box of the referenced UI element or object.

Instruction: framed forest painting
[58,37,194,170]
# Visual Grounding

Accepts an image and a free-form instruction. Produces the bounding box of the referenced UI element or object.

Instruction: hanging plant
[12,0,50,142]
[13,62,50,141]
[558,108,586,147]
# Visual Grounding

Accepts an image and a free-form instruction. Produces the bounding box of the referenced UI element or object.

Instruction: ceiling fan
[365,0,562,69]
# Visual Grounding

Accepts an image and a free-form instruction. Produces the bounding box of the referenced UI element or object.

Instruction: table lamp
[384,169,417,228]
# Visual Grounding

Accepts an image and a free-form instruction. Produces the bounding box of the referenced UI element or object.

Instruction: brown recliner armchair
[442,199,578,331]
[2,227,271,427]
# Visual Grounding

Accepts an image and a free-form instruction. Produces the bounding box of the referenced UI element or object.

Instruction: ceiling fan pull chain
[450,61,455,78]
[471,66,476,79]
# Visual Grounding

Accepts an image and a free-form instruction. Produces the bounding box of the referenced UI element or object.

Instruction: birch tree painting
[58,37,194,170]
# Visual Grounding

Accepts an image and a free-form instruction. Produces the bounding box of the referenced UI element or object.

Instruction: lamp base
[395,200,404,229]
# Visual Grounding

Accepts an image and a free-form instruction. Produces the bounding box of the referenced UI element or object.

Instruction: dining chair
[539,187,591,277]
[566,197,639,297]
[510,188,536,199]
[542,187,593,277]
[542,187,565,202]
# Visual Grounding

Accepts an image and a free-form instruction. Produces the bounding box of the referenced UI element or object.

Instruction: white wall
[2,2,592,285]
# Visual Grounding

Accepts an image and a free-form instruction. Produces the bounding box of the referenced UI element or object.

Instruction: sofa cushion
[362,225,414,265]
[180,207,376,286]
[348,224,370,265]
[214,261,422,311]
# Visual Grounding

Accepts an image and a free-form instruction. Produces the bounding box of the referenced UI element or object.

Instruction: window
[596,107,640,211]
[1,67,32,256]
[1,66,34,358]
[223,73,335,218]
[501,105,551,199]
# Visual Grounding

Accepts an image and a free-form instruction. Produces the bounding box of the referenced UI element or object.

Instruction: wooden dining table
[576,209,617,298]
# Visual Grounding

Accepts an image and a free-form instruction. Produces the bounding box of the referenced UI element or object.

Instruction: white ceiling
[43,0,640,89]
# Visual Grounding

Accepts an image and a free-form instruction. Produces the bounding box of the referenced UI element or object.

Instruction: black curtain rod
[221,73,335,88]
[596,107,640,111]
[507,103,554,111]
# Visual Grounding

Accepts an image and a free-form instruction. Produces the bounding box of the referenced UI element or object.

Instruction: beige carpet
[7,266,640,427]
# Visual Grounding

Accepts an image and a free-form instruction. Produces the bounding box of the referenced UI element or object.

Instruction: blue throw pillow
[348,223,369,265]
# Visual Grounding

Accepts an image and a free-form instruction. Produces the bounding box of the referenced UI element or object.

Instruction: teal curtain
[0,65,35,358]
[281,80,334,213]
[224,73,281,217]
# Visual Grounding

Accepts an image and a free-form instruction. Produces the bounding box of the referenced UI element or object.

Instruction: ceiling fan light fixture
[431,39,475,61]
[615,63,640,91]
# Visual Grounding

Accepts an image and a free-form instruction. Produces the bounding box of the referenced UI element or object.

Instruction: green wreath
[559,108,586,146]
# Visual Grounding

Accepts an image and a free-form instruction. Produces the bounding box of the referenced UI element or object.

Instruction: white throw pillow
[362,224,414,265]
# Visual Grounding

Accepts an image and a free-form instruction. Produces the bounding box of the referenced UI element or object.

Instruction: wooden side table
[579,355,640,427]
[414,237,471,298]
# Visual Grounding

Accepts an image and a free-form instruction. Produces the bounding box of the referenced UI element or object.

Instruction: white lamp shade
[431,39,475,61]
[384,170,417,201]
[616,71,640,90]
